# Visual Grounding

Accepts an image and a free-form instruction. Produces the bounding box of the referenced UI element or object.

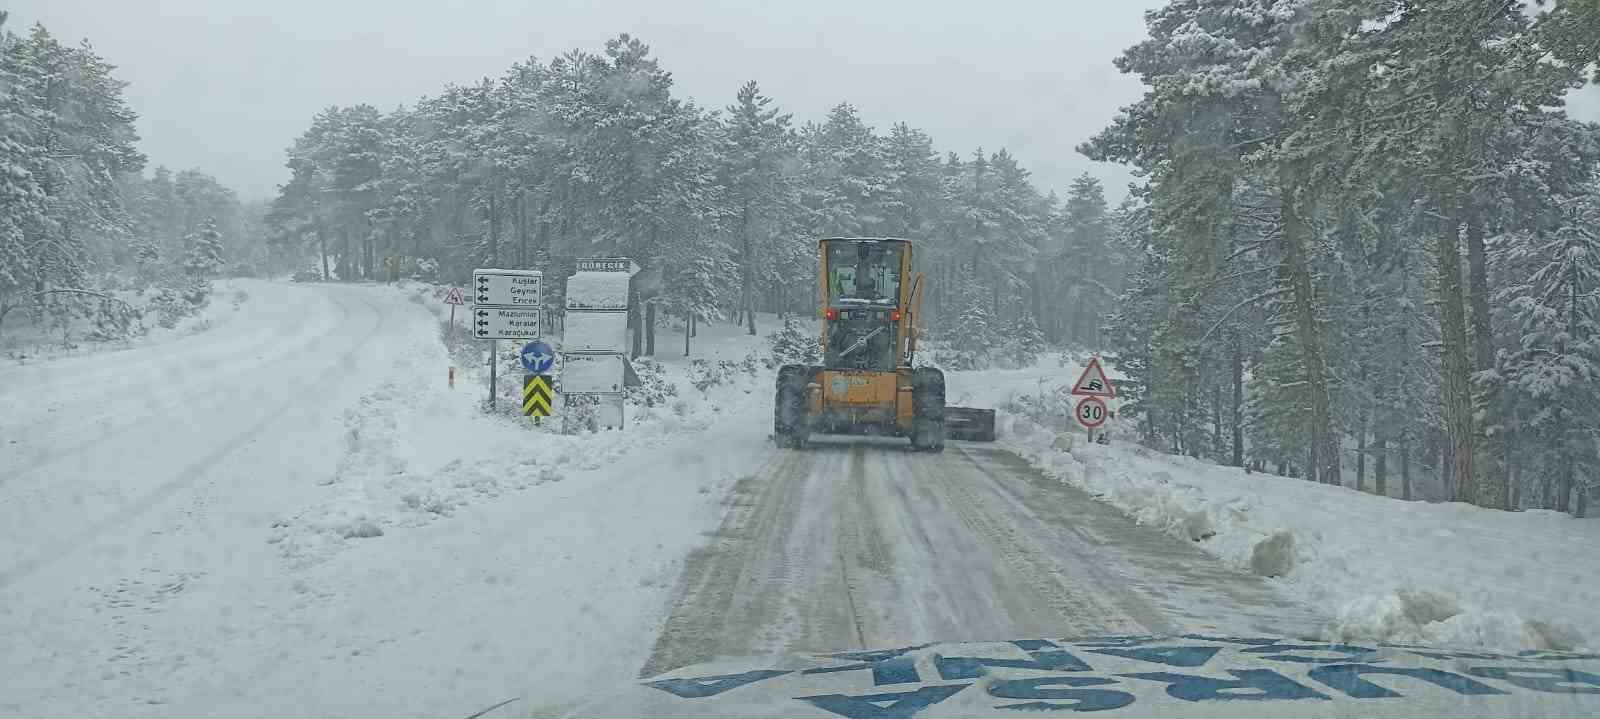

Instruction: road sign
[473,269,543,307]
[567,272,630,311]
[1070,356,1117,398]
[564,310,629,353]
[523,374,553,417]
[473,307,542,340]
[442,287,466,305]
[562,353,626,393]
[521,340,556,374]
[574,258,641,275]
[1075,395,1109,429]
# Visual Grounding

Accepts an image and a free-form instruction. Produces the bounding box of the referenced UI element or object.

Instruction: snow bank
[270,282,775,569]
[1001,416,1600,653]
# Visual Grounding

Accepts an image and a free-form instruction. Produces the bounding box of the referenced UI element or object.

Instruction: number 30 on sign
[1076,396,1109,429]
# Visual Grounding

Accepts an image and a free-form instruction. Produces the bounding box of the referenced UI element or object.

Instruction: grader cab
[773,238,997,451]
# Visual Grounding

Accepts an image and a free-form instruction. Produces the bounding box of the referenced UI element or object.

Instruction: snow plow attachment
[943,406,996,442]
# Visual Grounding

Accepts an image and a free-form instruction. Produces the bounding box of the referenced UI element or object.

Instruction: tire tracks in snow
[642,437,1326,678]
[639,450,804,677]
[0,287,391,592]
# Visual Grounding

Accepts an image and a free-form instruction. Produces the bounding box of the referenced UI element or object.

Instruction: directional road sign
[523,374,553,417]
[473,307,542,340]
[562,353,626,393]
[473,269,542,307]
[1075,395,1109,429]
[1070,356,1117,398]
[574,258,641,275]
[520,340,556,374]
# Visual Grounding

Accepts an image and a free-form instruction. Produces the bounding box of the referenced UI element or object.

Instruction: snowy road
[0,282,401,588]
[0,282,1329,717]
[0,281,443,715]
[642,436,1324,677]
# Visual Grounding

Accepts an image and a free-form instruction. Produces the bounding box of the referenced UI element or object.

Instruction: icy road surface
[642,437,1324,677]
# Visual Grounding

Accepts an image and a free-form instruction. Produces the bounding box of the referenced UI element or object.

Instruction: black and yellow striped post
[523,374,553,419]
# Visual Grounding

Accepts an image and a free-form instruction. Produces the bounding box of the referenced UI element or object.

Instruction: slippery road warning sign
[523,374,553,417]
[442,287,466,305]
[1071,356,1117,398]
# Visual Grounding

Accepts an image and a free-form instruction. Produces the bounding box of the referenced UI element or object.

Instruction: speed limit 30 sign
[1075,396,1109,429]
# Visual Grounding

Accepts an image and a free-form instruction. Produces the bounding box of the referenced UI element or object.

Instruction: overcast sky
[10,1,1600,204]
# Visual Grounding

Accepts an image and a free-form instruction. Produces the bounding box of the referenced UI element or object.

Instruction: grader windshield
[826,240,903,306]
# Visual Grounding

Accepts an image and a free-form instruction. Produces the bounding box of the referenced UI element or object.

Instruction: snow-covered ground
[964,359,1600,654]
[0,280,774,718]
[5,282,1594,719]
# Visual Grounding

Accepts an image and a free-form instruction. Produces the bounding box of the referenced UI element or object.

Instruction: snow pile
[269,283,775,569]
[1001,416,1600,653]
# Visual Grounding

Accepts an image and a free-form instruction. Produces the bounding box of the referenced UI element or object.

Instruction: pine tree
[768,315,819,367]
[185,217,225,277]
[725,80,794,336]
[1490,189,1600,514]
[0,12,49,336]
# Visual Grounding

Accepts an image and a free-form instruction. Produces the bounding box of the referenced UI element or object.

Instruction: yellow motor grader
[773,237,997,451]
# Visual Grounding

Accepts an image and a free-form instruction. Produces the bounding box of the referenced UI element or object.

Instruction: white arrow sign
[473,269,542,307]
[473,307,542,340]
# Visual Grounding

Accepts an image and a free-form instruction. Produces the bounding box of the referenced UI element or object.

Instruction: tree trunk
[1231,337,1244,467]
[318,226,330,281]
[516,190,529,268]
[1434,199,1477,506]
[685,313,692,356]
[645,302,657,356]
[742,201,757,336]
[1558,439,1573,514]
[1374,434,1388,498]
[1355,413,1367,493]
[1576,486,1588,519]
[1211,382,1223,462]
[339,228,351,281]
[1508,461,1520,510]
[1401,439,1413,501]
[487,188,500,266]
[630,288,643,359]
[1466,211,1494,372]
[1279,166,1338,486]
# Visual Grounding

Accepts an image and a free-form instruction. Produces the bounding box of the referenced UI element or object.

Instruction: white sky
[9,1,1599,204]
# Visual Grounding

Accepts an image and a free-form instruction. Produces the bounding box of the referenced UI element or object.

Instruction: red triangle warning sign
[443,287,466,305]
[1071,356,1117,398]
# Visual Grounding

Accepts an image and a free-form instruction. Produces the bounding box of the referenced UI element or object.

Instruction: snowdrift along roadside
[996,410,1600,654]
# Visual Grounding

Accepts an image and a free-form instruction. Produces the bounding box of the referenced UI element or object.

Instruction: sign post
[562,258,637,433]
[472,269,543,411]
[443,287,466,337]
[1070,357,1118,442]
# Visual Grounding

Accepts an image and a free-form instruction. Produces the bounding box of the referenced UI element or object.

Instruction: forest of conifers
[3,2,1597,514]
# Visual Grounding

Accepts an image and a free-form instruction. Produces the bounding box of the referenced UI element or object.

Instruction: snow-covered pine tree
[999,314,1047,368]
[1489,189,1600,515]
[0,12,49,338]
[767,315,818,368]
[725,80,794,336]
[185,217,224,277]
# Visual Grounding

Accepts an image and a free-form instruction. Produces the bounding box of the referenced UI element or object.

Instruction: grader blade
[944,406,996,442]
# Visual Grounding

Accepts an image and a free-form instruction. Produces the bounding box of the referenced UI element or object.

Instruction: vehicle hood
[518,635,1599,718]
